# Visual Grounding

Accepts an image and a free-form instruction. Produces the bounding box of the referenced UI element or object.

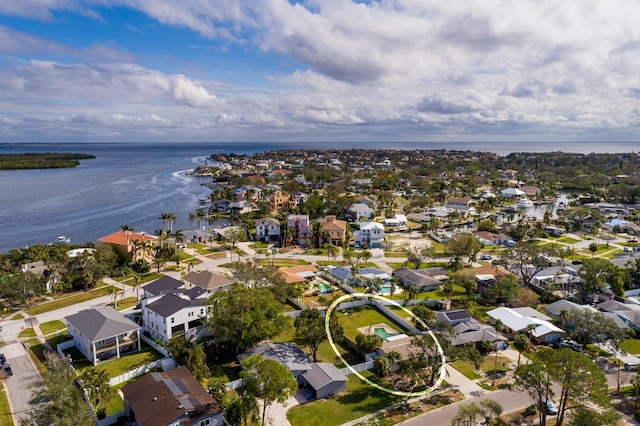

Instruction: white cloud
[1,0,640,141]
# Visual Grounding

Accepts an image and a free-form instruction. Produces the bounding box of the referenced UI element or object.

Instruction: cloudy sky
[1,1,639,143]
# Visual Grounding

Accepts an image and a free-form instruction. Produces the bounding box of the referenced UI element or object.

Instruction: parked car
[571,259,583,265]
[1,364,12,377]
[479,254,493,261]
[544,400,558,415]
[560,340,582,352]
[0,354,5,364]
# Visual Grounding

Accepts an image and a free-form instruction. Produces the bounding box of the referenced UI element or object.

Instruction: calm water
[0,141,637,253]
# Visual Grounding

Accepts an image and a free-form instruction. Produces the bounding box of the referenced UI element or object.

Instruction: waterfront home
[520,185,541,197]
[500,187,525,198]
[20,261,56,293]
[255,217,281,242]
[122,366,224,426]
[473,231,512,246]
[97,229,155,256]
[354,221,385,248]
[320,215,347,246]
[65,306,141,365]
[278,264,319,284]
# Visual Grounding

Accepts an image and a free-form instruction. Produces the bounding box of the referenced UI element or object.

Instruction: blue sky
[1,1,639,143]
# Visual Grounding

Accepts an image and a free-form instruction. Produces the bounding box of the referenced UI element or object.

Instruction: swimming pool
[373,327,397,341]
[379,285,392,294]
[316,282,332,293]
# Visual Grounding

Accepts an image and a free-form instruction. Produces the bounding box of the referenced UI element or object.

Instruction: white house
[354,221,385,248]
[487,307,564,344]
[346,203,375,221]
[142,292,208,342]
[383,214,407,227]
[255,217,281,242]
[65,306,141,365]
[501,188,525,198]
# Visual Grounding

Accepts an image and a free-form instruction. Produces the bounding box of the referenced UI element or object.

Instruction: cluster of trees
[0,152,95,170]
[22,352,95,426]
[514,348,618,426]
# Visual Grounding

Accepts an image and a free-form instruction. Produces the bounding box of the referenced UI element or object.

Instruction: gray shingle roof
[183,270,234,291]
[143,275,183,295]
[302,363,347,391]
[147,293,205,317]
[239,342,313,373]
[65,306,140,342]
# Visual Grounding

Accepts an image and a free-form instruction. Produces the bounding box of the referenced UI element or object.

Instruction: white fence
[109,357,175,386]
[340,360,374,375]
[226,378,245,391]
[141,334,169,357]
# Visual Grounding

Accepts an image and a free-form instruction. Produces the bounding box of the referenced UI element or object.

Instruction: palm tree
[405,285,419,305]
[513,334,530,367]
[109,285,120,309]
[559,309,570,329]
[166,212,177,233]
[132,275,141,300]
[173,229,185,267]
[326,243,339,262]
[492,319,504,384]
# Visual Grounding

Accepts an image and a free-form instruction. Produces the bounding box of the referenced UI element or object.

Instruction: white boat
[516,198,534,209]
[55,236,71,244]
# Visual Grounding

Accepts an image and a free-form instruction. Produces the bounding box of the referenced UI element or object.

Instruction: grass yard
[209,359,243,382]
[30,286,113,315]
[620,339,640,355]
[18,328,36,338]
[108,297,139,311]
[24,338,47,374]
[450,360,481,380]
[103,392,124,417]
[339,306,405,340]
[557,236,580,244]
[0,386,13,426]
[481,355,511,375]
[287,371,401,426]
[385,262,449,270]
[39,320,66,335]
[69,342,164,378]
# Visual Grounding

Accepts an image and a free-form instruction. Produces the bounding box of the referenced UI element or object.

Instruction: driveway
[2,341,40,423]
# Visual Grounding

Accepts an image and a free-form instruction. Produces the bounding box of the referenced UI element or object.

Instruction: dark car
[1,364,12,377]
[0,354,5,364]
[571,259,583,265]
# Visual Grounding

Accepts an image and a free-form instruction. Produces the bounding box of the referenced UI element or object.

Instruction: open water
[0,141,637,253]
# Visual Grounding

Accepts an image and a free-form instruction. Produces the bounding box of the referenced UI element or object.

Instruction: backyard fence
[141,334,169,357]
[340,360,374,375]
[109,357,175,386]
[225,378,245,391]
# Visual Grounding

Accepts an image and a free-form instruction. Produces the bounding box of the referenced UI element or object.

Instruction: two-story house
[255,217,281,242]
[287,214,312,246]
[354,221,385,248]
[320,215,347,247]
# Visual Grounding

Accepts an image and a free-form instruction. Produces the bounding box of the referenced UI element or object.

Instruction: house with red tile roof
[98,229,155,255]
[320,215,347,247]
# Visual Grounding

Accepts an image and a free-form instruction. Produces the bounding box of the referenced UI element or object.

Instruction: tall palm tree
[166,212,177,233]
[493,319,504,383]
[174,229,185,267]
[326,243,339,262]
[559,309,570,329]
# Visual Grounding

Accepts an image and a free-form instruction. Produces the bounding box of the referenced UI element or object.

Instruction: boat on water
[517,197,534,209]
[55,236,71,244]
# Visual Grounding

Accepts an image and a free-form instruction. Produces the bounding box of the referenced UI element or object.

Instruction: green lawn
[24,338,47,374]
[339,306,405,340]
[69,343,165,378]
[287,371,401,426]
[450,360,481,380]
[385,262,449,270]
[0,386,13,426]
[30,286,113,315]
[103,392,124,417]
[39,320,66,335]
[18,328,36,338]
[557,236,580,244]
[620,339,640,354]
[481,355,511,375]
[107,297,139,311]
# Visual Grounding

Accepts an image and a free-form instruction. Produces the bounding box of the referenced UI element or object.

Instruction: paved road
[1,341,40,424]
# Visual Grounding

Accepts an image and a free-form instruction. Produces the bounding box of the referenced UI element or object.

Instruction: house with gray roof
[238,342,313,381]
[393,268,443,292]
[143,293,208,342]
[143,275,184,298]
[346,203,375,221]
[183,270,234,294]
[65,306,141,365]
[301,363,348,399]
[451,321,507,351]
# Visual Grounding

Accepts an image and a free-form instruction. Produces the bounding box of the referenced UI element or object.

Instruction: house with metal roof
[122,366,224,426]
[65,306,141,365]
[487,307,564,344]
[238,342,314,381]
[182,270,234,294]
[142,275,185,298]
[354,221,385,248]
[143,292,208,342]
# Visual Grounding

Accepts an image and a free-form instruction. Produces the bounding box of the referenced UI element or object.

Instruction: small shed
[301,363,348,399]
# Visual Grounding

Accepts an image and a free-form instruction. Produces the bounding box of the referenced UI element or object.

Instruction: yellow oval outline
[324,292,447,397]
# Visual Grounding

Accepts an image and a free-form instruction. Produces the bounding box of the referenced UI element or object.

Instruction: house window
[171,318,175,323]
[200,419,211,426]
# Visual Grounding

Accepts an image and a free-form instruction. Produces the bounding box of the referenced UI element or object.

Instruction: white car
[544,400,558,415]
[479,254,493,261]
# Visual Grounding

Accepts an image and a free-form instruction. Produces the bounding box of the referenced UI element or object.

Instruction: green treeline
[0,152,96,170]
